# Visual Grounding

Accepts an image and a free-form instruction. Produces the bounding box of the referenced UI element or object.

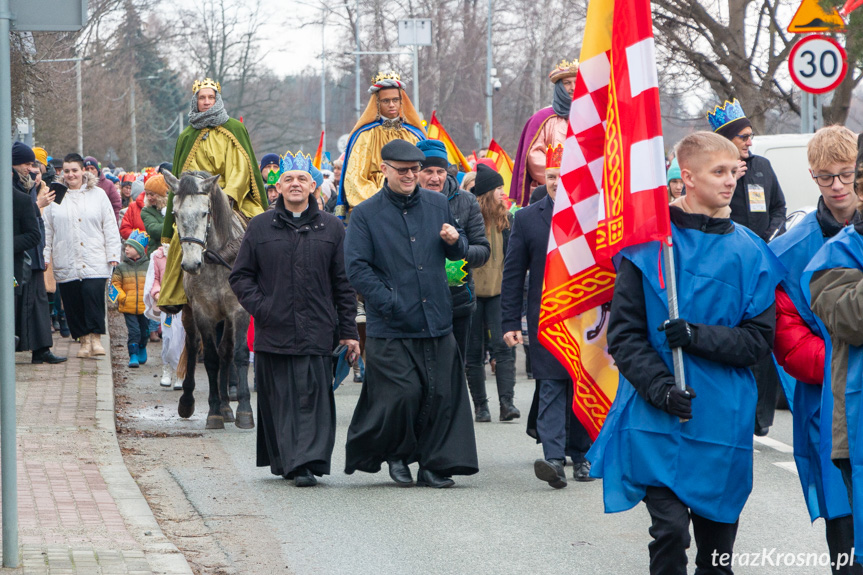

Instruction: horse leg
[201,329,227,429]
[215,319,235,423]
[216,320,239,401]
[177,308,198,418]
[233,312,254,429]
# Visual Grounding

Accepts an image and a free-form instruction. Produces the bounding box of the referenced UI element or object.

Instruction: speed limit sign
[789,35,848,94]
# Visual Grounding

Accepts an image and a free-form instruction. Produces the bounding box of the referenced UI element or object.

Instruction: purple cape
[511,107,557,207]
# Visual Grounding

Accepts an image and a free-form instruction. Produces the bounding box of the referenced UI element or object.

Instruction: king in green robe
[159,79,267,308]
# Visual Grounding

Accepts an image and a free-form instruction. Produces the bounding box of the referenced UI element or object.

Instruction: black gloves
[665,385,697,419]
[658,318,693,348]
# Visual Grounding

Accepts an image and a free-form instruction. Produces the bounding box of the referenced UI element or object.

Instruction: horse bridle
[177,201,233,271]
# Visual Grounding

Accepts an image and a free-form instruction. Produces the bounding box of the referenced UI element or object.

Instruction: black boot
[417,468,455,488]
[387,459,414,486]
[474,401,491,423]
[293,467,317,487]
[499,397,521,421]
[57,312,70,338]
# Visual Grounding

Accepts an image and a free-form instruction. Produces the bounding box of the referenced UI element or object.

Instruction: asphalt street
[115,341,834,575]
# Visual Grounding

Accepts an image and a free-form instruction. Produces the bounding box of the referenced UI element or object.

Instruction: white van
[750,134,818,219]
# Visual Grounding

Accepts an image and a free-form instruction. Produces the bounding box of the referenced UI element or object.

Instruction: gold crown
[555,59,577,70]
[371,71,402,84]
[192,77,221,94]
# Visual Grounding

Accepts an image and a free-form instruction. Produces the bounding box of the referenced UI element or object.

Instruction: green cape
[161,118,267,242]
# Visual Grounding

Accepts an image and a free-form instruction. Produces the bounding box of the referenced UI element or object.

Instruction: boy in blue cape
[805,131,863,567]
[588,131,785,574]
[771,125,859,574]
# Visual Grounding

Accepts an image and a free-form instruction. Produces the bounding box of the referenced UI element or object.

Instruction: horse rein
[177,207,234,271]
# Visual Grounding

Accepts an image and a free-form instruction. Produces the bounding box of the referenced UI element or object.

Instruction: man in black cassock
[230,151,359,487]
[344,139,479,488]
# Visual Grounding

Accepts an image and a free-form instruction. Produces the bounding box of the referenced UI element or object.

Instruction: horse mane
[176,171,241,251]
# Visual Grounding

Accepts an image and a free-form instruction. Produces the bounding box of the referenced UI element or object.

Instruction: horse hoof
[220,406,235,423]
[228,386,238,402]
[235,411,254,429]
[206,415,225,430]
[178,396,195,419]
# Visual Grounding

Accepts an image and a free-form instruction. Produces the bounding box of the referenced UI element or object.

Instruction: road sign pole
[0,0,20,566]
[815,93,823,129]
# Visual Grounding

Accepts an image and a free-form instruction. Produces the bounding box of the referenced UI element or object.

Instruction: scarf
[188,91,230,130]
[551,81,572,118]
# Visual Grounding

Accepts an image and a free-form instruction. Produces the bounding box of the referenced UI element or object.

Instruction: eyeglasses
[734,132,754,142]
[383,163,421,176]
[379,98,401,106]
[812,171,856,188]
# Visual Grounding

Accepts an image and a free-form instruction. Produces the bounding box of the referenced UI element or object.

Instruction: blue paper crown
[127,229,150,251]
[706,99,746,132]
[279,150,324,189]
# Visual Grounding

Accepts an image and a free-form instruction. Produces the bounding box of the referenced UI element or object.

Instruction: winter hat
[417,140,449,170]
[125,229,150,256]
[475,158,497,171]
[12,142,35,165]
[259,153,280,172]
[144,173,169,197]
[83,156,100,170]
[473,164,504,198]
[131,180,145,200]
[106,173,119,184]
[667,158,681,183]
[32,147,48,167]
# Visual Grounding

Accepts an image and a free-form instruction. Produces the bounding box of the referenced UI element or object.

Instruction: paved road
[113,327,834,574]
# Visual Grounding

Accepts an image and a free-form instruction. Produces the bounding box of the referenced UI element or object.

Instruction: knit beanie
[83,156,100,170]
[667,158,681,183]
[131,181,145,200]
[715,117,752,141]
[125,230,150,257]
[259,153,280,172]
[417,140,449,170]
[12,142,35,166]
[32,147,48,167]
[473,164,504,198]
[144,173,169,197]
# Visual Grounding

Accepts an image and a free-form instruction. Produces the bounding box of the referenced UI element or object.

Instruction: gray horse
[163,171,254,430]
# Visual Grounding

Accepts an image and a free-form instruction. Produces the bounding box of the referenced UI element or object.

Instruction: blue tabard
[770,211,851,522]
[588,221,785,524]
[334,120,426,220]
[803,226,863,558]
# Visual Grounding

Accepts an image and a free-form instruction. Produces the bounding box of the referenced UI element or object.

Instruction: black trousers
[824,513,863,575]
[643,486,738,575]
[59,278,107,339]
[752,355,780,431]
[465,295,516,406]
[452,314,471,363]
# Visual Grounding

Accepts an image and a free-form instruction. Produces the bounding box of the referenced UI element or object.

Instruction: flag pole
[662,238,687,396]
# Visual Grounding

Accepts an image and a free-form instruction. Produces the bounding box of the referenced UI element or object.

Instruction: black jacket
[11,172,41,290]
[345,183,469,339]
[607,207,775,410]
[444,175,490,317]
[501,194,569,379]
[229,196,358,356]
[730,154,786,242]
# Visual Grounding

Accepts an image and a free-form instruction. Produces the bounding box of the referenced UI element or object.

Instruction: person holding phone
[230,151,359,488]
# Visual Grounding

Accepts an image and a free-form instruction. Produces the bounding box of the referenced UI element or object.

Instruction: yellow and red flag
[538,0,671,439]
[312,131,324,170]
[428,111,473,172]
[485,139,515,197]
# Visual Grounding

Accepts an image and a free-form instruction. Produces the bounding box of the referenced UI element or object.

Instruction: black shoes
[417,468,455,488]
[754,426,769,437]
[573,461,595,482]
[474,402,491,423]
[499,398,521,421]
[293,467,317,487]
[32,350,67,364]
[534,458,567,489]
[387,459,414,486]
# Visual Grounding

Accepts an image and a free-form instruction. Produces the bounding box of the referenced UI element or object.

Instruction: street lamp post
[486,0,494,145]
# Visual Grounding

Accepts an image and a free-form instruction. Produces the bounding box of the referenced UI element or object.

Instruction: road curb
[93,333,194,575]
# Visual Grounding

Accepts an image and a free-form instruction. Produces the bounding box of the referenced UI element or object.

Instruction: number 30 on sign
[789,35,848,94]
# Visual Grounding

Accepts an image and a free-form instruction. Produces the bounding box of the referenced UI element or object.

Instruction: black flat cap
[381,139,426,163]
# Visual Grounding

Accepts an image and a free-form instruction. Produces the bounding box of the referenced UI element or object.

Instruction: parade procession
[8,0,863,572]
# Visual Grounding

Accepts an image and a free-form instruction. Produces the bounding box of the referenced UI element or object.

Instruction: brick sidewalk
[0,334,192,574]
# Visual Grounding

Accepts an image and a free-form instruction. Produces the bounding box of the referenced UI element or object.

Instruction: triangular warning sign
[788,0,846,33]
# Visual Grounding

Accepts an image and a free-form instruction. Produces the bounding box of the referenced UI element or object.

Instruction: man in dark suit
[501,153,591,489]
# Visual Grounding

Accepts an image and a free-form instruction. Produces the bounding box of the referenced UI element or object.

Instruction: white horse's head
[164,171,220,275]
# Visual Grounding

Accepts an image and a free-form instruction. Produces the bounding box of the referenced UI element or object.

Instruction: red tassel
[658,244,665,290]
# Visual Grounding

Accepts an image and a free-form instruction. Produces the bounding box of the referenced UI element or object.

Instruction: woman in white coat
[43,153,122,358]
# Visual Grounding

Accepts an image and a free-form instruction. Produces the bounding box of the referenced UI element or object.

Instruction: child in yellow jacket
[110,230,150,368]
